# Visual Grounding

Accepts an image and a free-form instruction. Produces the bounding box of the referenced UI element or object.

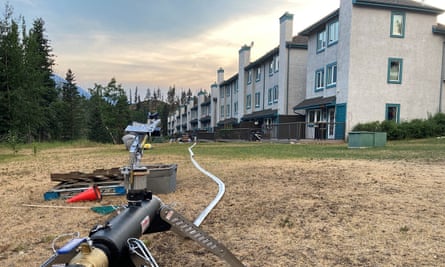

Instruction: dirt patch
[0,145,444,266]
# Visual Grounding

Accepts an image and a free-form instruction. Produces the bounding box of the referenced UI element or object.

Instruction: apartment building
[168,0,445,140]
[168,12,308,138]
[294,0,445,139]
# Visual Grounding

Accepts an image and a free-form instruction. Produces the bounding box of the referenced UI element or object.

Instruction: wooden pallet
[45,168,126,200]
[50,167,123,182]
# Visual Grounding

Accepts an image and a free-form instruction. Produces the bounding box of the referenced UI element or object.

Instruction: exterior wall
[210,83,218,130]
[305,21,341,100]
[238,46,251,120]
[347,3,445,131]
[278,13,293,114]
[265,55,280,112]
[287,48,307,115]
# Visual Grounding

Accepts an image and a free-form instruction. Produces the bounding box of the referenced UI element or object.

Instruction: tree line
[0,5,194,144]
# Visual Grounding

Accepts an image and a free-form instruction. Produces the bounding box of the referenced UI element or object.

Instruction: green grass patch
[2,138,444,163]
[185,138,445,162]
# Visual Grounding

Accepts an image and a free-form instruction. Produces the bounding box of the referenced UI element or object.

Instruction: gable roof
[245,35,308,70]
[300,9,340,36]
[353,0,444,14]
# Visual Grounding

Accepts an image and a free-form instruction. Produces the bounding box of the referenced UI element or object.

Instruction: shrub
[351,112,445,140]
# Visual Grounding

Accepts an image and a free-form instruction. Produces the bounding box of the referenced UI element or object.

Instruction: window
[317,30,326,52]
[391,11,405,38]
[255,92,261,108]
[273,86,279,103]
[234,101,238,116]
[256,68,261,82]
[220,105,224,119]
[328,20,339,46]
[247,70,252,84]
[220,88,224,98]
[268,88,273,105]
[226,86,230,97]
[226,104,230,117]
[269,61,274,75]
[235,81,238,92]
[386,104,400,123]
[246,94,251,109]
[274,57,279,72]
[308,110,322,123]
[326,62,337,88]
[315,69,325,91]
[387,58,403,84]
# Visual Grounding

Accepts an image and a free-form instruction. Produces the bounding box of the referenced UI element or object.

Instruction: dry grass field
[0,141,444,266]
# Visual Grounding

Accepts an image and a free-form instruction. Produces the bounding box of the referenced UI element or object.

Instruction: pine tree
[59,69,83,140]
[21,17,57,141]
[0,5,23,137]
[88,84,110,143]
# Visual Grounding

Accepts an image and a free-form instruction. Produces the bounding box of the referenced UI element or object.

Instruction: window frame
[274,57,279,72]
[254,92,261,108]
[256,67,261,82]
[247,70,252,84]
[326,62,337,88]
[226,104,230,117]
[234,101,238,116]
[327,20,339,46]
[273,86,279,103]
[267,88,272,105]
[390,11,405,38]
[315,68,325,91]
[246,94,252,110]
[385,103,400,123]
[387,58,403,84]
[317,30,326,53]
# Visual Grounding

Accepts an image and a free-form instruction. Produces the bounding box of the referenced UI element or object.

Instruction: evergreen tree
[157,88,161,101]
[180,90,187,105]
[0,5,23,137]
[103,78,130,144]
[186,88,192,103]
[167,85,177,112]
[144,88,151,100]
[87,84,109,143]
[59,69,83,140]
[87,78,130,143]
[158,102,169,136]
[21,17,57,141]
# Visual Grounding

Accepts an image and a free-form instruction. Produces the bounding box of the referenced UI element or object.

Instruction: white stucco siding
[347,6,444,130]
[287,49,307,114]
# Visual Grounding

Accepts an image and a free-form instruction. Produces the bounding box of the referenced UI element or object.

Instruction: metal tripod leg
[160,206,245,267]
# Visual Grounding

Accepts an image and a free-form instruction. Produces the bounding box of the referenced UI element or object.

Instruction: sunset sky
[6,0,445,96]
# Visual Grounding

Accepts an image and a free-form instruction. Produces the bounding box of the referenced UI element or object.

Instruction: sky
[5,0,445,97]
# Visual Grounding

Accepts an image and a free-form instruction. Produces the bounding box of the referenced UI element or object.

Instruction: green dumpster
[373,132,387,147]
[348,131,386,148]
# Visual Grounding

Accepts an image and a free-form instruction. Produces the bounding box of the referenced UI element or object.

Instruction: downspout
[440,41,445,113]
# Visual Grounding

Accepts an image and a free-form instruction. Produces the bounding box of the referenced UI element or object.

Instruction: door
[335,104,347,140]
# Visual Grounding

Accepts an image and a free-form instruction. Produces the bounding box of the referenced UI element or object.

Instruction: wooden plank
[50,168,123,182]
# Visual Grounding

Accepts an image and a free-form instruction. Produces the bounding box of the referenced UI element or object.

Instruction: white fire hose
[188,142,225,226]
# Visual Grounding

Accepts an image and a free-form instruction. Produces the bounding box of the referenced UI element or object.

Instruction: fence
[205,122,346,141]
